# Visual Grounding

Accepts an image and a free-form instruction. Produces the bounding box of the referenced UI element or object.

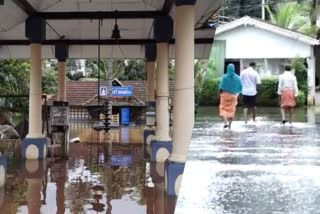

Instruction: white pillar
[169,5,195,163]
[27,43,44,138]
[58,61,67,101]
[155,43,171,142]
[147,61,156,102]
[308,47,316,106]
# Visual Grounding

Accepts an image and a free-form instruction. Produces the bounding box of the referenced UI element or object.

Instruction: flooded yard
[175,107,320,214]
[0,107,320,213]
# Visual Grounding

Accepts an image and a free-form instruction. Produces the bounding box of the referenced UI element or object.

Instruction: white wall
[241,58,285,78]
[216,26,312,59]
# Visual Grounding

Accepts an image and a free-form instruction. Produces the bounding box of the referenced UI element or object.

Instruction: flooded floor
[0,125,175,214]
[175,107,320,214]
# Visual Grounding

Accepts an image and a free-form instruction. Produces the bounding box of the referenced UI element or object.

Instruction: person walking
[277,65,299,125]
[240,62,261,123]
[219,64,243,129]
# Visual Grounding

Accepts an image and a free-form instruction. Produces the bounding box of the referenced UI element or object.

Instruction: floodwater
[175,107,320,214]
[1,107,320,214]
[0,125,175,214]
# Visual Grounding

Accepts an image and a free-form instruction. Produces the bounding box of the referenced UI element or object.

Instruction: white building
[213,16,320,105]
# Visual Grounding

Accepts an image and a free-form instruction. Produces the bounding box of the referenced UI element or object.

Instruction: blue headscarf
[219,64,242,94]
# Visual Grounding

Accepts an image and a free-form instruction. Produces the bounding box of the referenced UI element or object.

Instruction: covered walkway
[0,1,223,213]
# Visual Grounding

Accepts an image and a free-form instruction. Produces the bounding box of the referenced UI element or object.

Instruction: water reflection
[176,107,320,214]
[0,126,176,214]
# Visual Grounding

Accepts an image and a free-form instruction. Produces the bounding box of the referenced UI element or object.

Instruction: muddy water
[0,125,175,214]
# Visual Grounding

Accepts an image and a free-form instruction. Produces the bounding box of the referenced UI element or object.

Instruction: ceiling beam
[12,0,37,15]
[0,38,213,46]
[39,11,165,20]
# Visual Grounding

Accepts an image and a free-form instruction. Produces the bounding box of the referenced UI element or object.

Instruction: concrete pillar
[155,43,171,142]
[22,16,47,160]
[308,47,316,106]
[147,62,156,100]
[28,43,43,139]
[151,16,173,163]
[170,3,195,163]
[144,43,157,145]
[55,44,69,101]
[166,0,196,196]
[58,62,66,101]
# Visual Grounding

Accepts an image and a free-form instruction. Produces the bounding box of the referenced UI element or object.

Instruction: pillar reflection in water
[149,162,176,214]
[50,159,67,214]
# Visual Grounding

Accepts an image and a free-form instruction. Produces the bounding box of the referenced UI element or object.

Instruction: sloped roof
[216,16,320,46]
[0,0,222,59]
[47,80,174,106]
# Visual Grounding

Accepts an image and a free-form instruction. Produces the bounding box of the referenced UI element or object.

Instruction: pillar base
[151,140,172,162]
[0,155,7,188]
[144,129,155,145]
[22,138,48,160]
[165,160,185,196]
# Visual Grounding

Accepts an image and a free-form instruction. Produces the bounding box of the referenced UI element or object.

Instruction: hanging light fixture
[111,11,121,39]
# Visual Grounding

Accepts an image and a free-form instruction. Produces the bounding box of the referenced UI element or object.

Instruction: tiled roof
[48,80,174,106]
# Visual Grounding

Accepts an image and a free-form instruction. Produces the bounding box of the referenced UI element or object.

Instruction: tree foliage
[42,60,58,94]
[0,60,30,113]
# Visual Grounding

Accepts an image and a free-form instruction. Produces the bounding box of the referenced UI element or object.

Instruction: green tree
[0,60,30,113]
[42,60,59,94]
[119,60,145,81]
[194,60,209,104]
[292,58,308,103]
[266,2,319,36]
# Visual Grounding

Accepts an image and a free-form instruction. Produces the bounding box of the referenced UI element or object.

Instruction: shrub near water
[199,77,305,106]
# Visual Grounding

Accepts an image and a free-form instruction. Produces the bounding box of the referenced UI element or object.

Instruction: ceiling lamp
[111,12,121,39]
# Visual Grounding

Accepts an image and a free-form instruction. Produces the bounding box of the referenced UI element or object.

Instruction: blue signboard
[99,86,133,97]
[111,155,133,166]
[112,86,133,97]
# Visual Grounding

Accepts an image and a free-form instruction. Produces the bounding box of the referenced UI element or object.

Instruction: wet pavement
[175,107,320,214]
[0,126,175,214]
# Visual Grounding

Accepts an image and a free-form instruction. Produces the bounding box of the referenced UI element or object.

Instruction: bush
[257,77,279,106]
[199,77,305,106]
[199,78,220,105]
[291,58,308,104]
